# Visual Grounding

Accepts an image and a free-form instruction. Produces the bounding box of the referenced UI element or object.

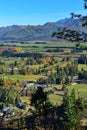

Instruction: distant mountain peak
[56,18,70,24]
[56,18,86,32]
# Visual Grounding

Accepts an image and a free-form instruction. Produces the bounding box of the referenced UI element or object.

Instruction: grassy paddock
[78,64,87,71]
[48,94,63,106]
[48,83,87,106]
[67,84,87,98]
[0,41,87,52]
[0,74,46,81]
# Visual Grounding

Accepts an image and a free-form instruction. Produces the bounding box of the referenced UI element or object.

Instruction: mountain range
[0,18,87,41]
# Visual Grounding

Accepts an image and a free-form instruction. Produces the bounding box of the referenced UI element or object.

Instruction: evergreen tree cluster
[78,55,87,64]
[48,61,78,85]
[62,89,79,130]
[78,69,87,80]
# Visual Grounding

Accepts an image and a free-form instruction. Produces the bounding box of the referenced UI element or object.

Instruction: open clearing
[67,84,87,98]
[0,74,46,81]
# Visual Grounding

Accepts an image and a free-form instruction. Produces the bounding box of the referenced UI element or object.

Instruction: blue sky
[0,0,85,26]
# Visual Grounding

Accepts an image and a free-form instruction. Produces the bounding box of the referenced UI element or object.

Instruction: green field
[2,41,87,52]
[48,93,63,106]
[0,74,46,81]
[78,64,87,71]
[15,42,87,47]
[67,84,87,98]
[47,84,87,105]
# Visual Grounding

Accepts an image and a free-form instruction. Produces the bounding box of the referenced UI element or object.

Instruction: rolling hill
[0,18,87,41]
